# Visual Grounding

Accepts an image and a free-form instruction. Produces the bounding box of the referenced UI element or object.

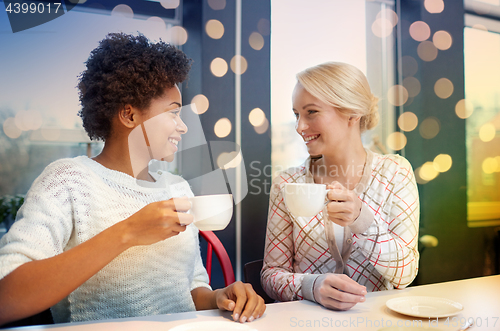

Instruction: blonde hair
[296,62,379,132]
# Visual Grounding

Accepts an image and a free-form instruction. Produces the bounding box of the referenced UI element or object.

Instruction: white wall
[270,0,367,174]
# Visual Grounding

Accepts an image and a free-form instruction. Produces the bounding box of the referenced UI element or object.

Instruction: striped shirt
[261,149,419,302]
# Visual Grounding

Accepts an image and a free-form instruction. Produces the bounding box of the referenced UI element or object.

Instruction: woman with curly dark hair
[0,33,265,325]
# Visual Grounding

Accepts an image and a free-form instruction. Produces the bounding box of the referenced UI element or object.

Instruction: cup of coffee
[188,194,233,231]
[283,183,327,217]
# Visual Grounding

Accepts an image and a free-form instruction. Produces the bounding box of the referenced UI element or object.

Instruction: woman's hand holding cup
[326,182,362,227]
[119,197,194,247]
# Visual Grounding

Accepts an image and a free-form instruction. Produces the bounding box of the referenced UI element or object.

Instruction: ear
[118,105,139,129]
[348,115,361,127]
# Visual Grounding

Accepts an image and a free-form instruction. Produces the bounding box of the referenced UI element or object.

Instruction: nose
[295,116,308,136]
[176,116,188,134]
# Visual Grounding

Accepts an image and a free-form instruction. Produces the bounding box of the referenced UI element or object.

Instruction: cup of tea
[283,183,327,217]
[188,194,233,231]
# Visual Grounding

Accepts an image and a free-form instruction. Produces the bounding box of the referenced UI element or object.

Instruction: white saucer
[386,296,463,318]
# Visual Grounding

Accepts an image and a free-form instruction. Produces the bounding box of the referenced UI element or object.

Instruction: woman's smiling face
[292,82,351,156]
[139,85,188,162]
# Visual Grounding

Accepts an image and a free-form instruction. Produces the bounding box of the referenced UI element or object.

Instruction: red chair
[199,231,235,287]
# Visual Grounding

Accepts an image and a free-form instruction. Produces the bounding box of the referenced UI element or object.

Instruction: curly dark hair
[78,32,192,141]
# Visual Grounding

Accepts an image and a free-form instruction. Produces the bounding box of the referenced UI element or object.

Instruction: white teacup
[283,183,327,217]
[188,194,233,231]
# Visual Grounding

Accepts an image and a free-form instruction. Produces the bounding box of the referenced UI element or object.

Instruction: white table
[8,275,500,330]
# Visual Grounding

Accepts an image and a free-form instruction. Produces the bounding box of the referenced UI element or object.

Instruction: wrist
[110,220,135,251]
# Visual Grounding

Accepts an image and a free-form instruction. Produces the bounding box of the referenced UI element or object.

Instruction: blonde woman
[261,62,419,311]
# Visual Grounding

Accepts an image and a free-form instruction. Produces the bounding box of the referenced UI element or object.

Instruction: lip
[303,134,320,145]
[168,136,181,151]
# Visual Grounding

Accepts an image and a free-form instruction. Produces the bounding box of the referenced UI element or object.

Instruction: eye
[293,112,299,119]
[307,109,318,115]
[170,108,181,116]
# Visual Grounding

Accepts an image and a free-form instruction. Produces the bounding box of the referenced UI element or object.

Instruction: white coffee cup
[283,183,327,217]
[188,194,233,231]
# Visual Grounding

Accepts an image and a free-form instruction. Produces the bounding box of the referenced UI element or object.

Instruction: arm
[350,158,420,288]
[262,177,367,310]
[261,178,314,302]
[0,199,192,325]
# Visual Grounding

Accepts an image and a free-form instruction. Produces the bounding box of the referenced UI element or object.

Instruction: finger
[239,285,259,322]
[324,298,358,311]
[230,283,247,322]
[327,275,367,295]
[327,287,365,304]
[327,189,351,202]
[326,201,350,214]
[250,296,266,321]
[221,299,235,312]
[170,197,192,212]
[177,212,194,225]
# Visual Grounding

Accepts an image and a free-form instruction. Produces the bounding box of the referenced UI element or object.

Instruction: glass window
[464,15,500,227]
[0,3,182,234]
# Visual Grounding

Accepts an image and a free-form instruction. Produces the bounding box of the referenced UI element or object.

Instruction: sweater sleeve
[190,227,211,291]
[350,156,419,288]
[0,161,75,280]
[261,176,314,302]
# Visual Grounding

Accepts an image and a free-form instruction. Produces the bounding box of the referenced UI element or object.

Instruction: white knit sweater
[0,156,210,323]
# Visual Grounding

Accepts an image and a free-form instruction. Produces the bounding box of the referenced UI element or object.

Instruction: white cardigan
[0,156,210,323]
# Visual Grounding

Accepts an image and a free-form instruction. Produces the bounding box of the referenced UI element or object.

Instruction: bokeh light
[210,57,228,77]
[191,94,209,115]
[111,4,133,18]
[400,55,418,77]
[376,8,398,28]
[249,32,264,50]
[420,161,439,181]
[146,17,167,30]
[414,166,428,185]
[398,112,418,132]
[15,110,32,131]
[433,154,452,172]
[249,108,266,127]
[40,127,61,141]
[433,30,452,50]
[387,85,409,106]
[254,118,269,134]
[417,41,438,61]
[434,78,454,99]
[482,157,498,174]
[207,0,226,10]
[168,26,188,45]
[371,18,393,38]
[160,0,180,9]
[29,110,43,130]
[3,117,22,139]
[386,132,407,151]
[206,19,224,39]
[230,55,248,75]
[16,109,43,131]
[455,99,474,119]
[479,123,496,142]
[424,0,444,13]
[410,21,431,41]
[217,151,242,169]
[214,118,232,138]
[419,117,440,139]
[472,24,488,31]
[403,76,421,98]
[257,18,271,36]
